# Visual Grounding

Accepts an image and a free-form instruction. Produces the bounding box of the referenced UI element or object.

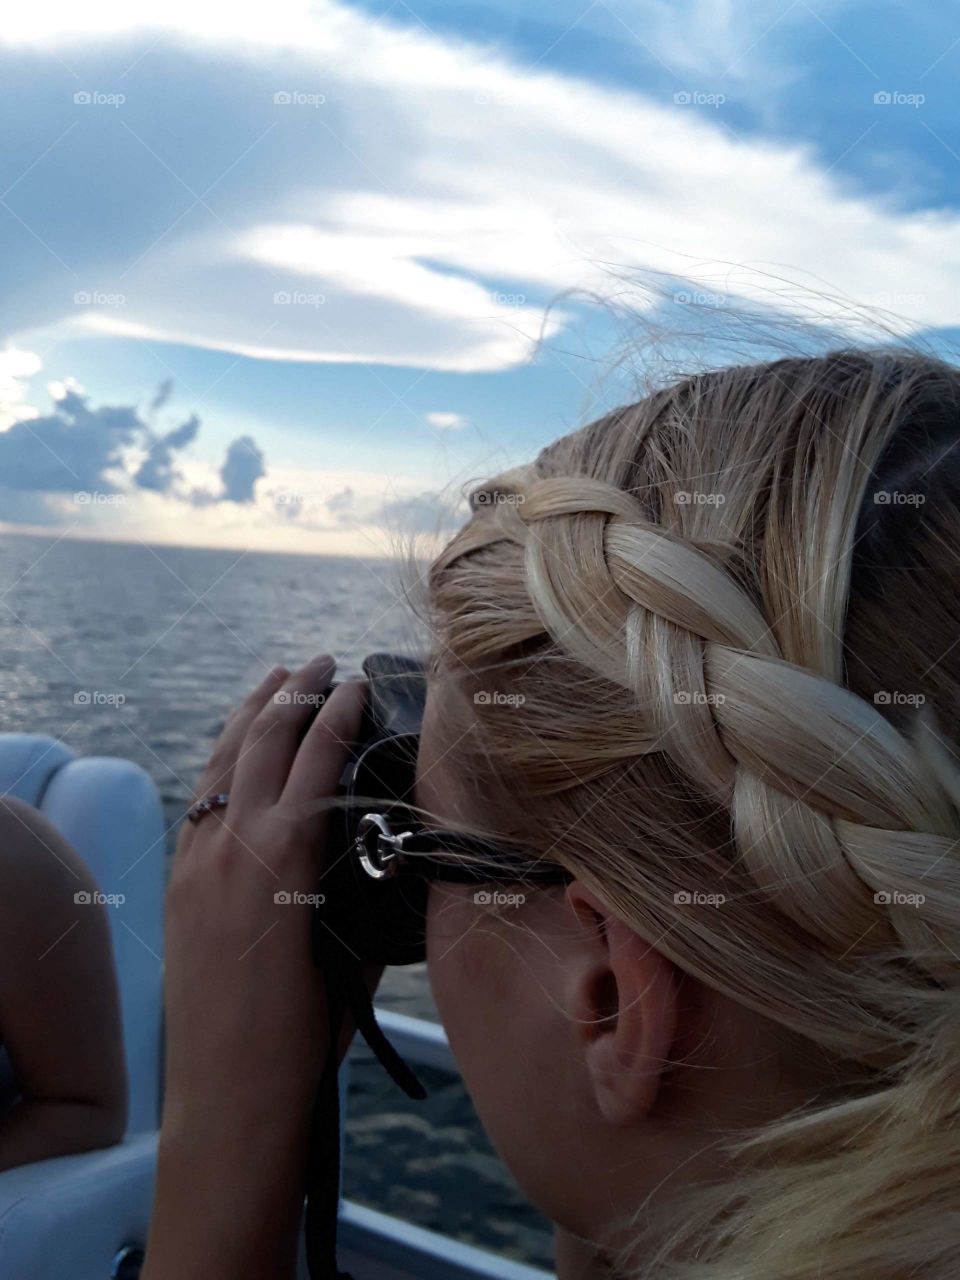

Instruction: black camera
[311,652,572,970]
[312,652,431,967]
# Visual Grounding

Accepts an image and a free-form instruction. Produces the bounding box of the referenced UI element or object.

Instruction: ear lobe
[566,882,678,1127]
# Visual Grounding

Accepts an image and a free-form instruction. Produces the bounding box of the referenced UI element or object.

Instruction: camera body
[311,653,431,967]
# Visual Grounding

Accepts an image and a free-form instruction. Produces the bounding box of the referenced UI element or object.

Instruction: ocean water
[0,532,553,1270]
[0,533,424,820]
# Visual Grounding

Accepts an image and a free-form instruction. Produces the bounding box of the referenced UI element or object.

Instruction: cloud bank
[2,0,960,380]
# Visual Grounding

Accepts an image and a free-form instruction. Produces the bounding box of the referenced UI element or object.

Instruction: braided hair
[427,347,960,1280]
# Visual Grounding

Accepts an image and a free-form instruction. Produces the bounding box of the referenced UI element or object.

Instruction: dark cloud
[135,414,200,494]
[148,378,174,415]
[0,390,141,493]
[326,485,354,515]
[0,487,66,526]
[0,382,267,522]
[190,436,266,507]
[219,436,265,503]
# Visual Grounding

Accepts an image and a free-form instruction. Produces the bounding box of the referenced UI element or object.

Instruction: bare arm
[0,796,127,1169]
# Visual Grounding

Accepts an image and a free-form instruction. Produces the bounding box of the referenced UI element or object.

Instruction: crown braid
[428,349,960,1280]
[444,471,960,977]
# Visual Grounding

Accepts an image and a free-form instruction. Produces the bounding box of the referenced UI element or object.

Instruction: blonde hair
[426,348,960,1279]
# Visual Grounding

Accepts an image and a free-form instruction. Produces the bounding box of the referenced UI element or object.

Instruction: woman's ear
[565,881,679,1126]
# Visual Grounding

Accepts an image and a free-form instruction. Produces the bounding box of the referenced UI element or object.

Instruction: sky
[1,0,959,554]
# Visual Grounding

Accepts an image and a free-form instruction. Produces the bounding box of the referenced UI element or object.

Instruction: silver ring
[186,792,230,824]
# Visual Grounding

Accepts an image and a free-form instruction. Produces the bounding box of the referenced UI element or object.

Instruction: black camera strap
[304,942,426,1279]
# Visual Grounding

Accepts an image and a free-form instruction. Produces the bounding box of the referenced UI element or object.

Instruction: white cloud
[48,376,84,402]
[0,348,42,431]
[426,412,468,430]
[3,0,960,377]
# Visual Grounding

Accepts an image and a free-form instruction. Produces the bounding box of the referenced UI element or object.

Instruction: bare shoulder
[0,794,99,910]
[0,793,57,839]
[0,795,127,1142]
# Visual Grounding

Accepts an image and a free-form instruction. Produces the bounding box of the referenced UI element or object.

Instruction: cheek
[425,884,511,1029]
[425,886,577,1215]
[426,883,529,1092]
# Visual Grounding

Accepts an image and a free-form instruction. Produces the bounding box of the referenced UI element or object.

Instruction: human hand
[145,656,367,1280]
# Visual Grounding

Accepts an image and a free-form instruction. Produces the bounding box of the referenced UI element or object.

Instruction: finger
[179,665,288,859]
[282,678,368,807]
[231,655,337,805]
[227,663,293,738]
[225,665,289,727]
[193,665,290,799]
